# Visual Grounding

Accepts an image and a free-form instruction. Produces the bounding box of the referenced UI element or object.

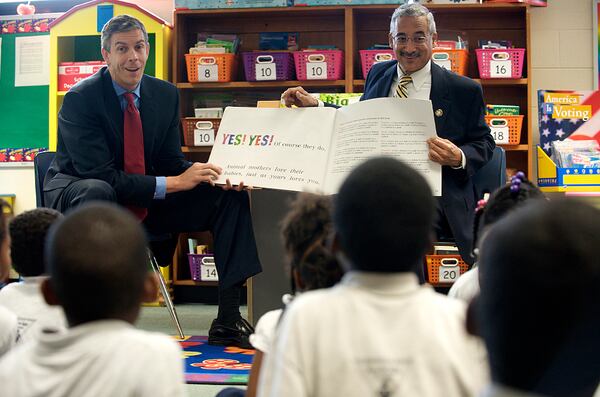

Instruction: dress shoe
[208,317,254,349]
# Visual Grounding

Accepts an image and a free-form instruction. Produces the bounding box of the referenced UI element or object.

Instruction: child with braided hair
[448,171,545,302]
[218,193,343,397]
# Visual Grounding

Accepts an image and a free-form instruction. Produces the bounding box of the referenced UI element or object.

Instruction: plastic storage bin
[242,51,295,81]
[181,117,221,146]
[359,49,394,79]
[188,254,218,282]
[431,49,468,76]
[293,50,344,81]
[185,53,237,83]
[484,115,524,145]
[425,255,469,286]
[476,48,525,79]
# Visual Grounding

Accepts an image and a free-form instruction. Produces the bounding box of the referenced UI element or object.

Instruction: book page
[208,107,337,192]
[324,97,441,195]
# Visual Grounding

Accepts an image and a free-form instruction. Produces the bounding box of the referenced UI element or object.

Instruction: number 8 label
[198,64,218,82]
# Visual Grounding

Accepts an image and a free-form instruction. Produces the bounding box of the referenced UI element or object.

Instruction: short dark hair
[333,157,435,272]
[101,14,148,52]
[46,203,149,325]
[9,208,62,277]
[478,199,600,395]
[280,193,342,292]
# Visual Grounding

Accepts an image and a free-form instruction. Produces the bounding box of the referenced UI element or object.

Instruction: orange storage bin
[425,255,469,286]
[485,115,524,145]
[431,49,468,76]
[185,53,237,83]
[181,118,221,146]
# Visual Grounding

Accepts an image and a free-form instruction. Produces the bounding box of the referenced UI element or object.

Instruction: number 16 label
[307,62,327,80]
[490,59,512,78]
[198,64,218,82]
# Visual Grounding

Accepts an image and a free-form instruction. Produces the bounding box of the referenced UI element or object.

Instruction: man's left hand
[427,137,462,167]
[222,179,251,192]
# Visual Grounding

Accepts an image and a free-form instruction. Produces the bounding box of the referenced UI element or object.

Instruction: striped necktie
[395,75,412,98]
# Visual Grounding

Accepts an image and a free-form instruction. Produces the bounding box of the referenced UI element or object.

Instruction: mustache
[399,50,420,57]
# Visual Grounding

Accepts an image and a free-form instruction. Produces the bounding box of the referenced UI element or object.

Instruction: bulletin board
[0,31,49,149]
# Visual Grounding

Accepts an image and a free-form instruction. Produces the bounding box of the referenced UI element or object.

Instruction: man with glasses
[281,3,494,265]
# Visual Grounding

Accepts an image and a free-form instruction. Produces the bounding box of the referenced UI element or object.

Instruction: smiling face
[389,15,437,75]
[101,29,149,91]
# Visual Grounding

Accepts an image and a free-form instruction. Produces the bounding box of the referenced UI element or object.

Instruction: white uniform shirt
[258,271,488,397]
[448,267,480,303]
[0,277,67,343]
[0,319,186,397]
[0,306,17,357]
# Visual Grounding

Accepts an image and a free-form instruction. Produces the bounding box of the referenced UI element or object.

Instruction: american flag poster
[538,90,600,156]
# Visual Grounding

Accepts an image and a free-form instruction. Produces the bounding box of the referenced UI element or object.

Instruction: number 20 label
[438,264,460,283]
[306,62,327,80]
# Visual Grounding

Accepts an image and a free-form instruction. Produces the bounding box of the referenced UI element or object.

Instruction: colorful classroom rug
[177,335,254,385]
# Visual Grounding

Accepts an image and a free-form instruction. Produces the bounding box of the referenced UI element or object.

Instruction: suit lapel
[379,62,398,98]
[139,76,155,162]
[430,63,451,134]
[102,68,124,146]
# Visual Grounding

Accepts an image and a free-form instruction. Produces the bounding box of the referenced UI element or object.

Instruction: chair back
[34,151,55,208]
[473,146,506,200]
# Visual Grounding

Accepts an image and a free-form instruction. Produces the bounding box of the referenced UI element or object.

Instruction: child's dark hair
[46,203,148,326]
[280,193,342,293]
[472,172,545,255]
[9,208,62,277]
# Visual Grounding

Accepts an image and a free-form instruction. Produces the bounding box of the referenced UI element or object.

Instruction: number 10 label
[306,62,327,80]
[256,63,276,81]
[198,64,218,82]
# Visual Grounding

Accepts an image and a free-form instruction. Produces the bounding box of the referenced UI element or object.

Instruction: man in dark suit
[44,15,261,348]
[282,3,494,264]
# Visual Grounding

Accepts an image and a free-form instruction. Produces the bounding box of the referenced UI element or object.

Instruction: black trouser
[54,178,262,318]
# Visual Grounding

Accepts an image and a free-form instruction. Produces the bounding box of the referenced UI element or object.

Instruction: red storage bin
[359,49,395,79]
[293,50,344,81]
[476,48,525,79]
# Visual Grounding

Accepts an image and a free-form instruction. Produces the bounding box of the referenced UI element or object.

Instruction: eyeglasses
[392,34,430,46]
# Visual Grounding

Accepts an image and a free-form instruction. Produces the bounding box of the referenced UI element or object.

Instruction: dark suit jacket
[362,61,495,260]
[44,67,189,208]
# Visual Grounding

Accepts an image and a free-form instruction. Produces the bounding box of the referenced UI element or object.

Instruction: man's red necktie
[123,92,148,221]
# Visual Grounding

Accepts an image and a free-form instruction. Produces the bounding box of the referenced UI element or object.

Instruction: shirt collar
[479,384,546,397]
[396,60,431,91]
[111,79,141,99]
[341,271,422,295]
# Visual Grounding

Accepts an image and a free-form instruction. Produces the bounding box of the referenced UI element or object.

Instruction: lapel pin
[435,109,444,117]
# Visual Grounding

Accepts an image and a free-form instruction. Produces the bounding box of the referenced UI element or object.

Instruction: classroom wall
[529,0,595,174]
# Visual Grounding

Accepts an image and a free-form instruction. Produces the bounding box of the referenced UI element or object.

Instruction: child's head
[9,208,62,277]
[473,172,545,256]
[0,199,11,281]
[43,203,157,327]
[280,193,342,292]
[333,157,435,273]
[476,199,600,395]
